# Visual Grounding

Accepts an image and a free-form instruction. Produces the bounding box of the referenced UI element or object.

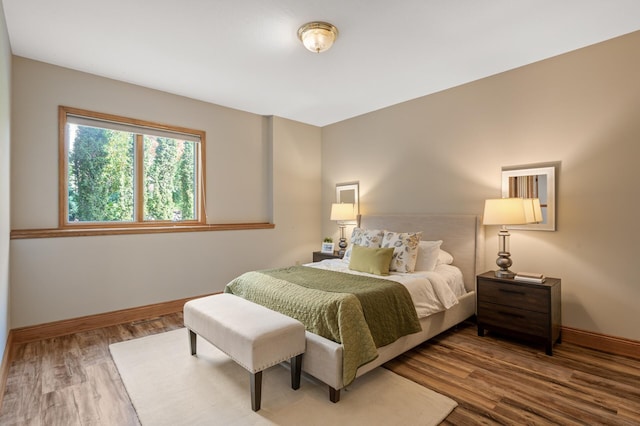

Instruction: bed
[226,214,484,402]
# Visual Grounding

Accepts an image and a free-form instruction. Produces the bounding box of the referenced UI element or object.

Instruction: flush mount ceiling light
[297,21,339,53]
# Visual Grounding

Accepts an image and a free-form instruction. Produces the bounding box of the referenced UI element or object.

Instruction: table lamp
[330,203,356,256]
[483,198,532,278]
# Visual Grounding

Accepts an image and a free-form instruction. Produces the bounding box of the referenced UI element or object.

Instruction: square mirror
[502,164,557,231]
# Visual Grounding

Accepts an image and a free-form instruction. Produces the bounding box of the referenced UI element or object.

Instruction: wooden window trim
[58,106,207,229]
[10,223,276,240]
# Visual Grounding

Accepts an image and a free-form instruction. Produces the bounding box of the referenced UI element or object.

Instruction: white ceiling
[3,0,640,127]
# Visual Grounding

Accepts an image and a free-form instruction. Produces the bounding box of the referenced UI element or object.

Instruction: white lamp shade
[523,198,543,223]
[330,203,355,221]
[482,198,529,225]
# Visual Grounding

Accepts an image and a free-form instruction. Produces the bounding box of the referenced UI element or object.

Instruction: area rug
[110,328,457,425]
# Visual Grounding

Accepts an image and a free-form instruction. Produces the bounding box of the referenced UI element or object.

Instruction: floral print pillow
[381,231,423,273]
[343,228,384,262]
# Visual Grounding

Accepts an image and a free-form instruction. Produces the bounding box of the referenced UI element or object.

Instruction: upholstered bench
[183,293,306,411]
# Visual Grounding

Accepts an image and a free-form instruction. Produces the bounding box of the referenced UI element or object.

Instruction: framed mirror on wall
[335,181,359,224]
[502,163,558,231]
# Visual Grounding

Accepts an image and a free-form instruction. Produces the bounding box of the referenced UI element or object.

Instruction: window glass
[143,136,197,221]
[68,125,135,223]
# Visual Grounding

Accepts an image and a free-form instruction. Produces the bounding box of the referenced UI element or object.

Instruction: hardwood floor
[386,322,640,425]
[1,314,639,425]
[0,313,184,426]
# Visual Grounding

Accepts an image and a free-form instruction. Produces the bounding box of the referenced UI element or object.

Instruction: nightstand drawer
[477,280,549,313]
[478,301,548,336]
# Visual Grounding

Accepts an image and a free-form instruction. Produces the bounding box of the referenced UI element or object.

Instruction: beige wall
[0,7,11,353]
[10,58,322,327]
[322,31,640,341]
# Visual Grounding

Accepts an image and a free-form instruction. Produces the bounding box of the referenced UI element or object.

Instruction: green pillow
[348,245,395,276]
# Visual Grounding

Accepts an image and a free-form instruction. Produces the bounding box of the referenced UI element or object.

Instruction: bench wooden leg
[290,354,303,390]
[188,329,197,355]
[329,386,340,403]
[250,371,263,411]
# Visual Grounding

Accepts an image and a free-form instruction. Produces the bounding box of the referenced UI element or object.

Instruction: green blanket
[224,266,421,386]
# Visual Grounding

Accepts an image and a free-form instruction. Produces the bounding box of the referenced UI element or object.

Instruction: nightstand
[476,271,562,355]
[312,251,343,262]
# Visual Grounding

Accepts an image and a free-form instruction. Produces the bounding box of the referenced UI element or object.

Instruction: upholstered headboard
[359,214,484,292]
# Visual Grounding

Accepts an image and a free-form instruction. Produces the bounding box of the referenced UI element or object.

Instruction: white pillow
[414,240,443,272]
[381,231,423,273]
[437,249,454,265]
[343,228,384,261]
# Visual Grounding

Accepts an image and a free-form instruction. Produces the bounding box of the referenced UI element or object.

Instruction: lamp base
[494,269,515,279]
[338,238,347,256]
[495,251,515,278]
[338,225,348,257]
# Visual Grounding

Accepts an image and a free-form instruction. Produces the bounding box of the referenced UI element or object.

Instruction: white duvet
[306,259,466,319]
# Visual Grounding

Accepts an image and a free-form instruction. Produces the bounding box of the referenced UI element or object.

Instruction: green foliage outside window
[68,125,197,223]
[68,126,134,222]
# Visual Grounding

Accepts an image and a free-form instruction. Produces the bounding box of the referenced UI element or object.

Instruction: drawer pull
[498,311,525,319]
[499,289,525,295]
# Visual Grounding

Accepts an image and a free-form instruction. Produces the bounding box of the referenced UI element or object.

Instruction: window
[59,106,205,228]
